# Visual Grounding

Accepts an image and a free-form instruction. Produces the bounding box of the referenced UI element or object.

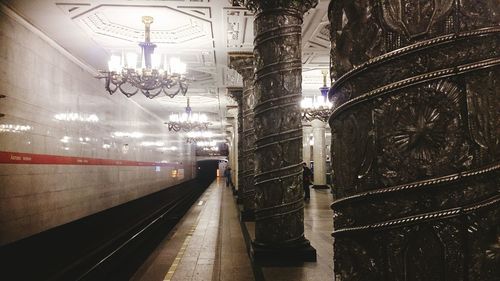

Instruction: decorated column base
[240,208,255,222]
[250,236,316,265]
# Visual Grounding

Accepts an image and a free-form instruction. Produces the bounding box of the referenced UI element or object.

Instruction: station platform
[131,179,333,281]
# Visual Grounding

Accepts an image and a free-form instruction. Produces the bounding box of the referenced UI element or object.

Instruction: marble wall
[0,8,195,245]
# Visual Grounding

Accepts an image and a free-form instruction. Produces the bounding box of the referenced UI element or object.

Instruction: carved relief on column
[328,1,500,280]
[228,53,256,220]
[238,0,318,262]
[227,87,243,196]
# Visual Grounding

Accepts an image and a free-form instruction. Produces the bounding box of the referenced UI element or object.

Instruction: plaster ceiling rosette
[68,4,213,49]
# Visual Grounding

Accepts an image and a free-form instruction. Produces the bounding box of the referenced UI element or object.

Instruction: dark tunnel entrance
[196,159,224,184]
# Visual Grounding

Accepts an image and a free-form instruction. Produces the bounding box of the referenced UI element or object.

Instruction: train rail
[0,177,212,281]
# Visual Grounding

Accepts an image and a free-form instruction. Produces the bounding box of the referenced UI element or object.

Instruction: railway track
[0,178,212,281]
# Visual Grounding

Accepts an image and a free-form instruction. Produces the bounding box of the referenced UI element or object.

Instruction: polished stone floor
[244,187,334,281]
[132,179,334,281]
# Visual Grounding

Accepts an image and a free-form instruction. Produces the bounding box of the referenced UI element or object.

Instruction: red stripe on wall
[0,151,177,167]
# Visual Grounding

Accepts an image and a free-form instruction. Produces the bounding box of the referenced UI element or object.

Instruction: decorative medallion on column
[227,87,243,196]
[228,53,256,221]
[238,0,318,264]
[328,0,500,279]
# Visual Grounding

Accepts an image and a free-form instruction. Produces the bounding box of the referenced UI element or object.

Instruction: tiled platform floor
[132,180,334,281]
[131,179,254,281]
[244,187,334,281]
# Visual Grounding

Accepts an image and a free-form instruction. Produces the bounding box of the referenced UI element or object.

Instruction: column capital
[311,119,326,128]
[228,52,254,81]
[237,0,318,15]
[226,117,236,128]
[226,87,243,104]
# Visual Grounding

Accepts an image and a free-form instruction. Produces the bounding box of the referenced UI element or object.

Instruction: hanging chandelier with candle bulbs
[185,131,213,143]
[97,16,188,99]
[301,70,332,122]
[165,98,211,132]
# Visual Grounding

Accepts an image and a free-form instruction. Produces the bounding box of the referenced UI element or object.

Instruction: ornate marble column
[228,53,256,221]
[328,1,500,280]
[302,125,312,166]
[226,121,237,194]
[227,87,244,197]
[231,117,239,195]
[238,0,318,263]
[311,119,328,189]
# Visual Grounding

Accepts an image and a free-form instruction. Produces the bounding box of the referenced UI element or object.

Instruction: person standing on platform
[302,163,312,201]
[224,167,233,188]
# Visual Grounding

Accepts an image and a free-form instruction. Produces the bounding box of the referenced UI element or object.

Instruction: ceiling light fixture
[301,70,332,122]
[197,140,218,147]
[165,98,210,132]
[112,131,144,139]
[97,16,188,99]
[186,130,214,143]
[54,112,99,123]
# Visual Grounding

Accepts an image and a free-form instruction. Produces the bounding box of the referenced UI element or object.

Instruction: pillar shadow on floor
[250,239,317,266]
[239,219,316,268]
[312,185,329,189]
[239,206,255,222]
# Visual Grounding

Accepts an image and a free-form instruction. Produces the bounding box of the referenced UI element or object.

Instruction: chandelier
[301,70,332,122]
[165,98,211,132]
[186,131,213,143]
[97,16,188,99]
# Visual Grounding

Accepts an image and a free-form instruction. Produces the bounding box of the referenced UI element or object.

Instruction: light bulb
[301,97,313,109]
[152,53,161,69]
[192,113,200,122]
[108,55,121,72]
[126,53,138,69]
[178,62,186,74]
[181,113,188,122]
[169,57,187,74]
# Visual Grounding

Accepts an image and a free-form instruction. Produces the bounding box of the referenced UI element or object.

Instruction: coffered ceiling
[1,0,331,132]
